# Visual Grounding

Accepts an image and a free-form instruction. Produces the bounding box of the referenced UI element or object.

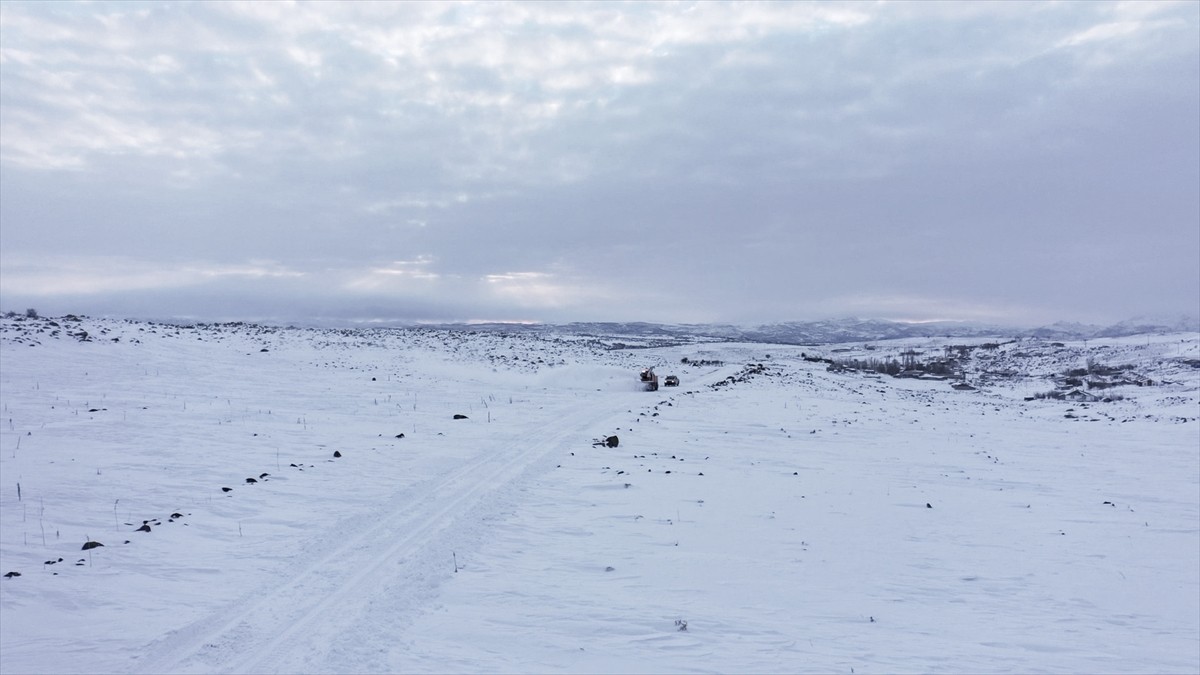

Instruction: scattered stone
[333,451,342,458]
[136,524,151,533]
[81,541,104,551]
[453,414,469,420]
[221,487,233,492]
[3,571,20,578]
[245,477,258,484]
[605,435,619,448]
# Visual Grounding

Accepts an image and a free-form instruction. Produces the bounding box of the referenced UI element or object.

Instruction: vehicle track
[132,395,626,674]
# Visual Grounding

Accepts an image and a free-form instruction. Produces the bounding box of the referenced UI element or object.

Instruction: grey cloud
[1,1,1195,325]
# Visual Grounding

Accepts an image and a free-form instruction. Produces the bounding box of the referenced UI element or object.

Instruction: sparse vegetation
[827,353,960,379]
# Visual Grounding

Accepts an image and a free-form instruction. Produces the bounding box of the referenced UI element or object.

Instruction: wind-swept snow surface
[1,317,1197,673]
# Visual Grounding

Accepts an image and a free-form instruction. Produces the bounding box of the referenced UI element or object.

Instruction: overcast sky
[1,1,1197,326]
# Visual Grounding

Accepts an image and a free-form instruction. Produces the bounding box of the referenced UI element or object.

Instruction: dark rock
[453,414,468,420]
[333,451,342,458]
[136,524,151,532]
[3,571,19,578]
[245,477,258,484]
[221,487,233,492]
[81,541,104,551]
[605,435,619,448]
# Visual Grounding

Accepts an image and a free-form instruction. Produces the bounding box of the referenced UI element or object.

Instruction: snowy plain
[0,315,1197,674]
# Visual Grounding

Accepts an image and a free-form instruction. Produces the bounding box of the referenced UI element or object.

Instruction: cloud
[1,1,1196,325]
[345,257,443,291]
[0,254,304,296]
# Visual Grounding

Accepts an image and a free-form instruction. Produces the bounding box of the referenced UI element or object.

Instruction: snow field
[0,318,1197,673]
[397,350,1198,673]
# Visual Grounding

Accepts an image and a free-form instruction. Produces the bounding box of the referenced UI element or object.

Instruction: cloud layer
[2,1,1197,324]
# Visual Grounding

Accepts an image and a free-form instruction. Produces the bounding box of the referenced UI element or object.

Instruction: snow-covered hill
[1,316,1197,673]
[432,315,1200,345]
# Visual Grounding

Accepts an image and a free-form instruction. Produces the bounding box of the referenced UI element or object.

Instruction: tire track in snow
[132,395,627,674]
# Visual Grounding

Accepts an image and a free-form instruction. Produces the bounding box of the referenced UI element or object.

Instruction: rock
[605,435,619,448]
[3,571,19,578]
[333,450,342,458]
[453,414,469,420]
[81,541,104,551]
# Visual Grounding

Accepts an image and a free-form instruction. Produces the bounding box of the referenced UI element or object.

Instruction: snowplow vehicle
[640,367,659,391]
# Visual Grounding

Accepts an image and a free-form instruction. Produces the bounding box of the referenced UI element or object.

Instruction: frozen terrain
[0,315,1197,674]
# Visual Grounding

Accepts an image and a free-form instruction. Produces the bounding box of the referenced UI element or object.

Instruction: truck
[639,367,659,391]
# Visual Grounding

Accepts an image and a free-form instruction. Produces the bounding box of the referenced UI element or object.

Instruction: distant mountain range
[447,315,1200,345]
[30,312,1196,346]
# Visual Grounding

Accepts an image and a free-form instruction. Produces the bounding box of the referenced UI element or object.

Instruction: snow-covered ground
[1,316,1197,674]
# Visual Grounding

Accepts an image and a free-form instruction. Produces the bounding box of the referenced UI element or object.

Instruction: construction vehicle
[640,367,659,391]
